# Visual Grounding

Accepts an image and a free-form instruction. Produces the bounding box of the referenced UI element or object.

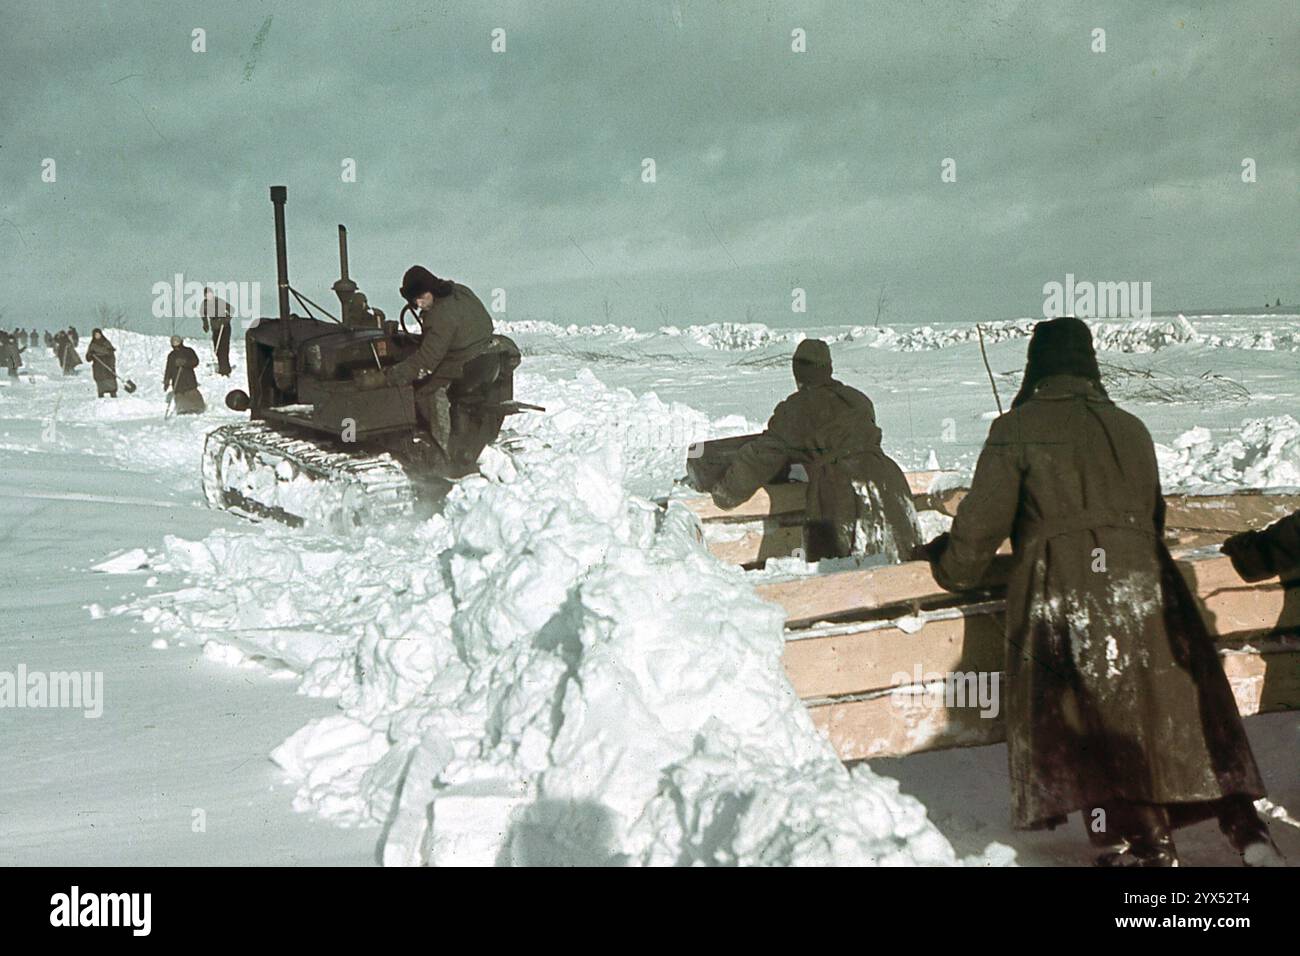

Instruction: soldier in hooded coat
[710,339,922,563]
[920,317,1279,867]
[164,336,205,414]
[84,328,119,398]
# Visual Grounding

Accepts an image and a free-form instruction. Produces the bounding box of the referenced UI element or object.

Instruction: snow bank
[499,315,1214,355]
[1157,416,1300,491]
[113,371,997,867]
[497,319,644,341]
[844,316,1202,354]
[511,369,755,497]
[662,322,805,351]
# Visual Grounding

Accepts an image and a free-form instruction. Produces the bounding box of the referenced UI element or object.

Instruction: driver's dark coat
[387,283,494,386]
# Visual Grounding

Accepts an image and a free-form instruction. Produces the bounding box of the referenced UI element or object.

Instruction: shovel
[88,353,137,393]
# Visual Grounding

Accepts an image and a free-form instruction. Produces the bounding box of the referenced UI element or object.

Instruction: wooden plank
[805,646,1300,761]
[783,611,1005,700]
[914,487,967,516]
[761,554,1293,632]
[677,469,957,523]
[1165,493,1300,533]
[707,525,802,566]
[807,687,1001,760]
[678,483,807,522]
[757,559,1008,629]
[688,486,1300,531]
[783,590,1300,702]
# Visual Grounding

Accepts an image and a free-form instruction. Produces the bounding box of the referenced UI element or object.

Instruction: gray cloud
[0,0,1295,333]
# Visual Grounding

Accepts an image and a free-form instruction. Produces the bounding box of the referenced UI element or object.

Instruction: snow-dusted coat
[712,378,921,562]
[931,374,1265,828]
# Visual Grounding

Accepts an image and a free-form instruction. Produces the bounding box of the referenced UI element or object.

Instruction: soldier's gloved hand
[911,532,951,566]
[1221,530,1275,582]
[710,489,744,511]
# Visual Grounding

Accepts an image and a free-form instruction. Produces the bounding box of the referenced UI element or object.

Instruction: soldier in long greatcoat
[920,317,1279,866]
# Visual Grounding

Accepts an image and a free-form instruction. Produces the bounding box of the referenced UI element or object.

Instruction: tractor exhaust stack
[270,185,291,323]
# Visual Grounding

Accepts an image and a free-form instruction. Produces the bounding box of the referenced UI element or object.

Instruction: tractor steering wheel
[399,303,419,335]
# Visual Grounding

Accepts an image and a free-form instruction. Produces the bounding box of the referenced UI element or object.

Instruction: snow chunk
[91,548,151,574]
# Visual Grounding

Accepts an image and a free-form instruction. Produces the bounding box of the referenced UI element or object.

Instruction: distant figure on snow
[163,336,205,414]
[54,330,81,375]
[709,339,922,563]
[84,329,118,398]
[67,326,79,348]
[0,331,21,377]
[201,287,233,377]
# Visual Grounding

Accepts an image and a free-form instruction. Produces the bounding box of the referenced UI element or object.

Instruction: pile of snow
[511,369,754,497]
[111,370,1002,867]
[497,319,645,341]
[1199,329,1300,352]
[661,322,805,351]
[1157,415,1300,491]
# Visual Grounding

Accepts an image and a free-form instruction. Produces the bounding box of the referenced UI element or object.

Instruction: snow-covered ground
[2,315,1297,866]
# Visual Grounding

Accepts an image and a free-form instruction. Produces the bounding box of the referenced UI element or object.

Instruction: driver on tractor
[384,265,512,469]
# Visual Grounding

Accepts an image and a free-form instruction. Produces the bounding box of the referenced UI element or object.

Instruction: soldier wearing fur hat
[919,316,1280,867]
[384,265,495,457]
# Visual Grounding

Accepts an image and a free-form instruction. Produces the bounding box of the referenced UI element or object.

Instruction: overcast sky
[1,0,1295,332]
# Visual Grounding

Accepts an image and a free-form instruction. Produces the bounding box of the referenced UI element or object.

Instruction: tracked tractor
[202,186,538,529]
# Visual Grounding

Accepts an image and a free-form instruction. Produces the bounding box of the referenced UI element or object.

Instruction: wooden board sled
[670,452,1300,762]
[677,474,1300,568]
[762,554,1300,761]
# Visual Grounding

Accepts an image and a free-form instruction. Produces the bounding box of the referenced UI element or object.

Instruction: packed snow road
[0,365,375,864]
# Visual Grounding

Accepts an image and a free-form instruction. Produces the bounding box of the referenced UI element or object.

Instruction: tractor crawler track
[202,421,417,529]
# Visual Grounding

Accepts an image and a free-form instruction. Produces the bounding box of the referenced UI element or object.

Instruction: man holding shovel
[201,287,233,377]
[163,335,205,415]
[84,329,121,398]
